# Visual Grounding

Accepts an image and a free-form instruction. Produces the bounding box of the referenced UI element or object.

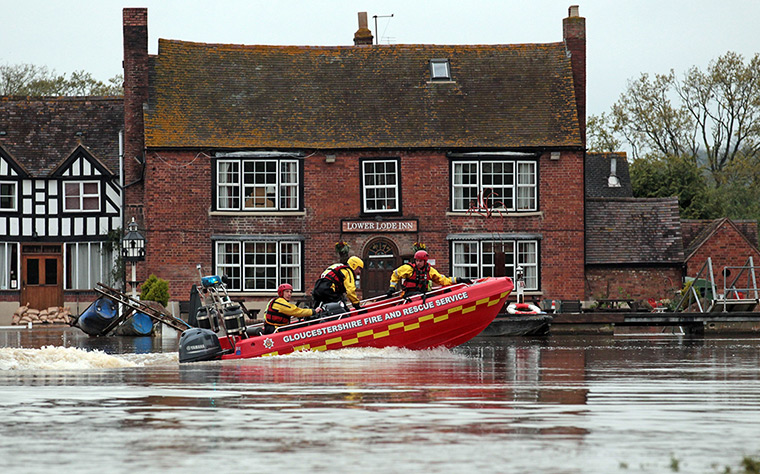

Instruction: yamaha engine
[179,328,224,363]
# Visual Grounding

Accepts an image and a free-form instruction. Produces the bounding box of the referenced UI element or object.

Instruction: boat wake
[0,346,139,371]
[273,345,468,360]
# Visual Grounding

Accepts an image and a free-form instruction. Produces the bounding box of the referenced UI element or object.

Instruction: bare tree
[0,62,122,96]
[605,52,760,185]
[676,52,760,181]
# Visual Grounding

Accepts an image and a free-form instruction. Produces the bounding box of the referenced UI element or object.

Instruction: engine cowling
[179,328,224,363]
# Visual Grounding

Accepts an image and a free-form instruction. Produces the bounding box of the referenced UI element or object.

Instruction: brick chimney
[563,5,586,146]
[354,12,373,45]
[122,8,148,224]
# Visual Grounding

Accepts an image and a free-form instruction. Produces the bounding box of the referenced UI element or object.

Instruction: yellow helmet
[348,256,364,271]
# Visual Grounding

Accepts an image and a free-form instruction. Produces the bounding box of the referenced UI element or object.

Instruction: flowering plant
[412,242,426,252]
[335,241,350,254]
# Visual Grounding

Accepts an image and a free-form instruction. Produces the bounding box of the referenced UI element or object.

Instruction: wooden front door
[21,244,63,309]
[362,238,399,299]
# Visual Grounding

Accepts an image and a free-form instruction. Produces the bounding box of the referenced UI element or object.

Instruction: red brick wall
[686,224,760,293]
[585,267,683,302]
[563,11,586,146]
[122,8,148,227]
[141,148,587,305]
[539,150,585,299]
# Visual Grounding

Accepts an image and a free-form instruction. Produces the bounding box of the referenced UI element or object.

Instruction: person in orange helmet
[387,250,472,298]
[264,283,322,335]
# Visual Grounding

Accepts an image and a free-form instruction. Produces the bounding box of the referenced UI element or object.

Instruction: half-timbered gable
[0,96,123,313]
[50,145,121,241]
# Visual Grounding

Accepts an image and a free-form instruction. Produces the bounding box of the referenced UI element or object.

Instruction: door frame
[20,244,63,309]
[362,237,400,299]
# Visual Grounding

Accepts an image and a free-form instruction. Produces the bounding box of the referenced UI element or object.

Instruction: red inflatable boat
[179,277,513,362]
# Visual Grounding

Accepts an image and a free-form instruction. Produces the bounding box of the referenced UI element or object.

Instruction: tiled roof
[683,218,760,261]
[145,40,581,149]
[586,197,684,265]
[585,152,633,198]
[0,97,123,177]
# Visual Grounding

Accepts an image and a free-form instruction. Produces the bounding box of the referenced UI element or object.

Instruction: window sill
[210,210,306,217]
[446,211,543,218]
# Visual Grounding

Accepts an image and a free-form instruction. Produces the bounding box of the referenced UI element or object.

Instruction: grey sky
[2,0,759,118]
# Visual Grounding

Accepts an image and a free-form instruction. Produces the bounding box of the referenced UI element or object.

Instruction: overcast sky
[2,0,759,117]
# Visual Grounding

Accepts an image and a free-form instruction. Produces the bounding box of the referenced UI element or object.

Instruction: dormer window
[429,59,451,81]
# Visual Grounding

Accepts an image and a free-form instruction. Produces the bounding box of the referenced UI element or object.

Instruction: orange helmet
[277,283,293,297]
[414,250,428,261]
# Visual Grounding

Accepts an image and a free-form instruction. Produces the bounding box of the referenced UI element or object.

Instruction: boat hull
[478,314,552,337]
[198,277,512,361]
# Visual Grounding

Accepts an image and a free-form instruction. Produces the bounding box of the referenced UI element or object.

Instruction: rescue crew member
[264,283,322,335]
[312,256,364,310]
[387,250,472,298]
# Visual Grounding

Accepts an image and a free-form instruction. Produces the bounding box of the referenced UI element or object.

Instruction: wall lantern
[122,217,146,262]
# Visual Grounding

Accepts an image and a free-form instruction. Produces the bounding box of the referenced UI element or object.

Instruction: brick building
[584,152,685,301]
[682,218,760,294]
[122,7,587,315]
[585,152,760,306]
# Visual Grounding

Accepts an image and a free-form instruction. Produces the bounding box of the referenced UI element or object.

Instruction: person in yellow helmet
[387,250,472,298]
[312,256,364,310]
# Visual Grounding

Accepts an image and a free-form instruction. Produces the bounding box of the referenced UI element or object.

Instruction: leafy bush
[140,274,170,306]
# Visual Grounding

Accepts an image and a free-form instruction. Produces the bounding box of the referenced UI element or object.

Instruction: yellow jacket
[389,263,455,291]
[266,297,314,326]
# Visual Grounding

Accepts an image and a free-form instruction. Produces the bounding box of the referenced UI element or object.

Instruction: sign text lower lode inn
[341,220,418,233]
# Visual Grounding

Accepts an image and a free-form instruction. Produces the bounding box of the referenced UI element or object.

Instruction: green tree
[140,274,170,307]
[0,62,123,96]
[629,154,719,219]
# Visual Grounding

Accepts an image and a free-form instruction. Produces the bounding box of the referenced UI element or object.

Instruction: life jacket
[402,263,430,293]
[318,264,350,294]
[265,298,290,326]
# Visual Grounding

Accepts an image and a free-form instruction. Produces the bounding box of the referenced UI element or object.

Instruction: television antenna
[372,14,394,45]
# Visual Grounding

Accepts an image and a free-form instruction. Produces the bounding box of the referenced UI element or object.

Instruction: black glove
[353,302,361,311]
[386,288,395,298]
[458,278,473,285]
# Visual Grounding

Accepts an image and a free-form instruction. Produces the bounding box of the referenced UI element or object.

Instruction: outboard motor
[179,328,224,363]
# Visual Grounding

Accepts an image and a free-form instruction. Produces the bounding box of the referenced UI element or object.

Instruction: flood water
[1,327,759,474]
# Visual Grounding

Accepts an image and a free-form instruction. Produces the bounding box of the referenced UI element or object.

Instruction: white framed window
[430,58,451,81]
[63,181,100,212]
[216,158,300,211]
[0,242,19,290]
[0,182,17,211]
[452,239,539,290]
[361,159,399,213]
[214,240,302,292]
[217,161,240,210]
[65,242,116,289]
[451,159,537,212]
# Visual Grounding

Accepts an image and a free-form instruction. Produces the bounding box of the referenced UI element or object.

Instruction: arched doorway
[362,238,399,298]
